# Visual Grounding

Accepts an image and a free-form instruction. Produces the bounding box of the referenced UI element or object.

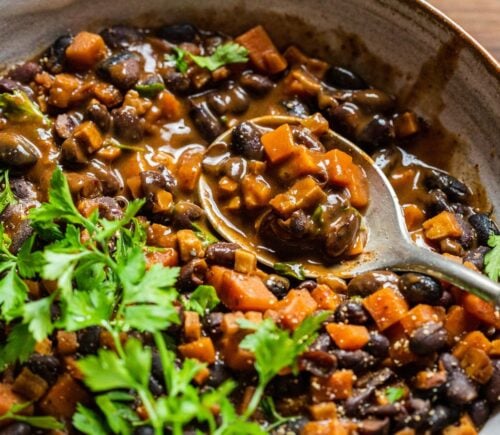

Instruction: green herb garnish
[105,137,146,153]
[192,222,219,247]
[273,262,306,280]
[485,234,500,282]
[0,169,15,215]
[0,402,63,429]
[135,82,166,98]
[385,386,405,404]
[182,284,220,316]
[0,90,50,125]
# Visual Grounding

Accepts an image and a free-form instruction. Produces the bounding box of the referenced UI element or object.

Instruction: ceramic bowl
[0,0,498,431]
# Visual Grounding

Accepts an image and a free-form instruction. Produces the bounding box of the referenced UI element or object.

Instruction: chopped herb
[135,82,166,98]
[273,262,306,280]
[0,90,50,125]
[385,386,405,403]
[192,222,219,247]
[0,169,15,215]
[168,42,248,74]
[0,402,63,429]
[182,285,220,316]
[261,397,298,430]
[485,234,500,282]
[105,137,146,153]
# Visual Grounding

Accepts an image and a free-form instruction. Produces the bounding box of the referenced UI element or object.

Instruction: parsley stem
[242,382,266,420]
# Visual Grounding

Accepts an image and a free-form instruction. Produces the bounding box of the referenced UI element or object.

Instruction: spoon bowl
[198,115,500,304]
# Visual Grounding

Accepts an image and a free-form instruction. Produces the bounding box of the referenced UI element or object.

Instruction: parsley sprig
[0,402,63,429]
[485,234,500,282]
[0,90,51,125]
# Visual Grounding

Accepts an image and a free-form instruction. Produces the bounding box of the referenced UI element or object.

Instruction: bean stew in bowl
[0,21,499,435]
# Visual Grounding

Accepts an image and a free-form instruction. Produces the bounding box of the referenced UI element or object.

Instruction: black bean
[399,273,442,305]
[468,399,490,428]
[485,360,500,404]
[364,332,390,358]
[189,100,224,141]
[437,289,454,308]
[203,312,223,338]
[333,349,377,373]
[98,51,141,90]
[456,215,476,249]
[409,322,448,355]
[87,160,122,196]
[205,242,239,266]
[327,102,360,138]
[231,121,264,160]
[324,207,361,257]
[151,351,164,383]
[8,62,41,84]
[157,23,198,43]
[100,25,141,49]
[112,106,144,143]
[427,405,458,433]
[348,271,400,298]
[291,125,324,152]
[207,83,249,115]
[358,368,395,390]
[0,423,32,435]
[463,246,490,271]
[0,132,41,167]
[358,115,395,150]
[344,387,375,417]
[300,350,337,377]
[77,326,101,355]
[310,333,333,352]
[427,188,453,215]
[44,34,72,74]
[265,274,290,299]
[297,280,317,291]
[54,113,79,140]
[86,100,112,132]
[171,201,203,229]
[86,197,124,220]
[148,375,164,396]
[239,72,273,95]
[162,69,191,94]
[140,170,169,196]
[26,354,60,385]
[178,259,208,292]
[357,418,389,435]
[404,398,430,430]
[61,137,88,165]
[281,98,310,118]
[446,369,478,405]
[9,178,37,201]
[0,78,32,96]
[469,213,499,246]
[335,300,369,324]
[424,171,471,203]
[133,426,154,435]
[324,66,366,89]
[268,372,309,397]
[206,360,230,388]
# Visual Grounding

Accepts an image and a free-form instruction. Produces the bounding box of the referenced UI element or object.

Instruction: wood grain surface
[427,0,500,61]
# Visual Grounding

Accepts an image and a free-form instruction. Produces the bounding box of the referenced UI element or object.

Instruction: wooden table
[428,0,500,61]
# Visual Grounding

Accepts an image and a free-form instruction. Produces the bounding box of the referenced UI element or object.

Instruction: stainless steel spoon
[198,115,500,304]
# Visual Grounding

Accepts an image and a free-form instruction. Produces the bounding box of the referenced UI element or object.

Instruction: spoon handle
[392,243,500,304]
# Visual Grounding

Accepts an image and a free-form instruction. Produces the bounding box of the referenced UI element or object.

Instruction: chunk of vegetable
[462,293,500,328]
[311,284,343,311]
[326,323,370,350]
[178,337,216,364]
[452,330,491,360]
[403,204,425,231]
[271,289,318,330]
[277,146,322,181]
[399,304,445,334]
[65,31,107,70]
[176,149,204,192]
[236,25,287,74]
[208,266,277,312]
[422,211,463,240]
[460,347,493,384]
[346,163,369,208]
[261,123,296,164]
[311,370,354,402]
[241,174,273,209]
[325,149,353,187]
[444,306,480,342]
[40,373,90,419]
[363,287,409,331]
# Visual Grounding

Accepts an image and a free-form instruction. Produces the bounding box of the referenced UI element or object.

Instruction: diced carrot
[414,370,447,390]
[73,121,103,153]
[65,31,107,70]
[301,420,348,435]
[144,248,178,268]
[460,347,493,384]
[283,46,329,79]
[283,68,322,97]
[184,311,202,341]
[147,223,177,249]
[63,356,84,380]
[152,190,173,213]
[326,324,370,350]
[394,112,419,138]
[386,322,416,366]
[403,204,425,231]
[194,367,210,385]
[442,413,478,435]
[422,211,463,240]
[273,289,318,330]
[325,149,353,187]
[56,331,79,355]
[40,374,90,419]
[390,168,416,190]
[236,25,287,74]
[207,266,277,312]
[269,176,326,217]
[176,149,204,191]
[363,287,409,331]
[490,339,500,357]
[462,293,500,328]
[444,306,480,343]
[452,331,491,360]
[13,368,49,401]
[178,337,216,364]
[126,175,143,198]
[309,402,337,421]
[400,304,446,334]
[301,113,330,135]
[158,90,181,120]
[177,229,204,262]
[261,124,296,164]
[311,370,354,402]
[0,384,28,418]
[241,174,273,209]
[346,163,369,208]
[277,146,322,181]
[311,284,343,311]
[49,73,83,108]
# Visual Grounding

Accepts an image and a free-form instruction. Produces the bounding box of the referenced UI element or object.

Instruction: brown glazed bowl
[0,0,498,430]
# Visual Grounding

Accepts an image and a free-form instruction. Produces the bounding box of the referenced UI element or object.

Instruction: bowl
[0,0,498,431]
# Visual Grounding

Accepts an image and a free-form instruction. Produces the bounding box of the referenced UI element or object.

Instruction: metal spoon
[198,115,500,304]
